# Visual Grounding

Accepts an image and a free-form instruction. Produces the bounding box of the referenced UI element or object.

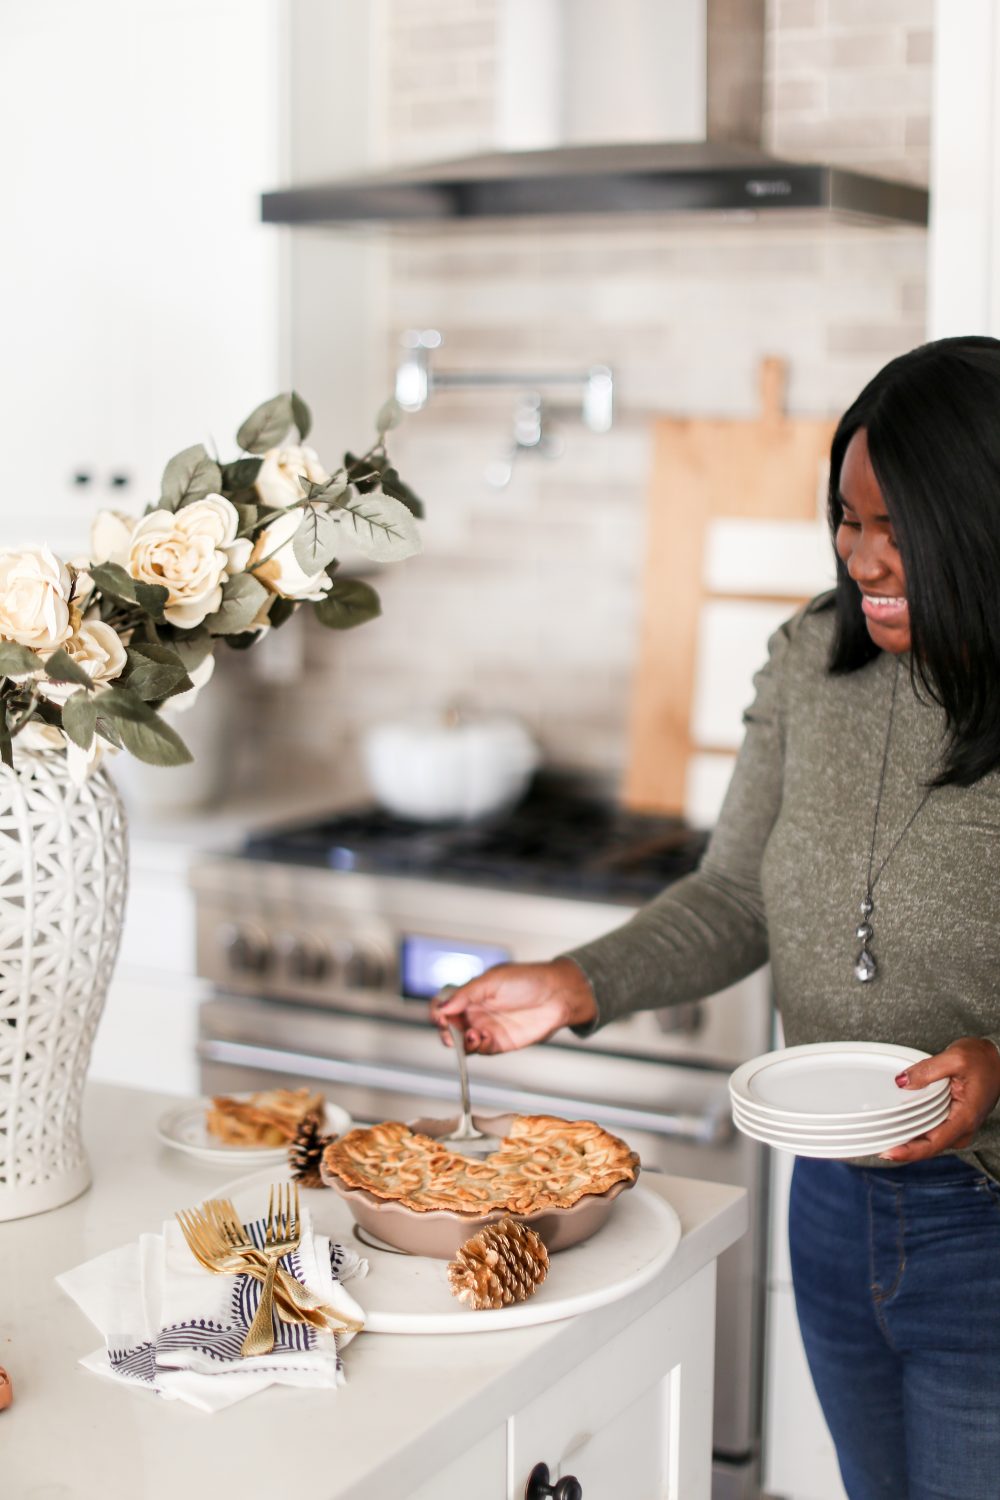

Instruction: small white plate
[732,1092,950,1137]
[156,1096,353,1166]
[729,1042,949,1122]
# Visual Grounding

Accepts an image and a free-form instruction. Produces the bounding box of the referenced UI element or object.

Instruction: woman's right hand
[429,957,598,1055]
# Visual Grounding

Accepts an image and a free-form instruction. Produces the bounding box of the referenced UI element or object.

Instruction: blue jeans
[789,1155,1000,1500]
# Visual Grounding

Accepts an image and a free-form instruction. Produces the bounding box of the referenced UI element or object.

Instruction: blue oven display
[400,934,510,1000]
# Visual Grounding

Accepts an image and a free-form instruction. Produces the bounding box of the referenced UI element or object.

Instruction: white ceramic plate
[729,1043,949,1123]
[732,1109,947,1156]
[732,1109,950,1151]
[214,1167,682,1335]
[156,1096,353,1166]
[732,1092,950,1137]
[731,1104,953,1146]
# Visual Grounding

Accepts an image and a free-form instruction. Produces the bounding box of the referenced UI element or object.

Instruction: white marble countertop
[3,1083,747,1500]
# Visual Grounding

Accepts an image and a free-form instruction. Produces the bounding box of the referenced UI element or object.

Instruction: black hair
[826,334,1000,787]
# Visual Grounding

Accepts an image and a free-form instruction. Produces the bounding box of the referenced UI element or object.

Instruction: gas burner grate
[244,776,708,902]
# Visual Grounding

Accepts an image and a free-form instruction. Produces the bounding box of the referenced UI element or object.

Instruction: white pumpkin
[361,709,540,822]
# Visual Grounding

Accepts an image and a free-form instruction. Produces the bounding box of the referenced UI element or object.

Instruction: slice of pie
[205,1088,325,1148]
[321,1115,640,1214]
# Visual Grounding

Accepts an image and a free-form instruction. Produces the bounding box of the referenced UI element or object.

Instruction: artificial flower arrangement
[0,392,422,781]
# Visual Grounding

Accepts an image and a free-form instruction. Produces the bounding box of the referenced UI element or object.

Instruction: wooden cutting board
[623,358,838,814]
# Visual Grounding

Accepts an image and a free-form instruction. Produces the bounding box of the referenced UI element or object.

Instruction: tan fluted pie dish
[320,1113,641,1258]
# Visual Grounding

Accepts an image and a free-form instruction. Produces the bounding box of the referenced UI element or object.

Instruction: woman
[432,336,1000,1500]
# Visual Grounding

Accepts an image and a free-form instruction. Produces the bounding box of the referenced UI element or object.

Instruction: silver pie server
[434,988,502,1155]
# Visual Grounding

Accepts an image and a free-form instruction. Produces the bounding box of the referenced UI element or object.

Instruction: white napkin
[57,1201,367,1412]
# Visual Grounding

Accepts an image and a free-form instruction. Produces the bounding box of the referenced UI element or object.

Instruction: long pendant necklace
[854,659,933,983]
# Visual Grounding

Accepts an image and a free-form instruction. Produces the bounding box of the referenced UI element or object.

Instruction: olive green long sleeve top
[566,595,1000,1180]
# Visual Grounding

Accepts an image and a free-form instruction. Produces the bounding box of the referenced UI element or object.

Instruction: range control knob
[282,937,330,984]
[220,923,273,977]
[344,945,388,991]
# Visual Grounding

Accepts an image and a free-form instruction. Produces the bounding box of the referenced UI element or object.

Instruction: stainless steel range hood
[261,140,928,228]
[263,0,928,231]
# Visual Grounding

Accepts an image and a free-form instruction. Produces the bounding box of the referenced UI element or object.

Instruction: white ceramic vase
[0,751,129,1221]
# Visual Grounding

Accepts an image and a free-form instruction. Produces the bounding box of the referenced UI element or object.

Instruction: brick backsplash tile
[827,320,927,356]
[906,29,933,66]
[775,0,822,28]
[774,77,828,111]
[826,66,932,114]
[775,30,904,71]
[826,0,931,26]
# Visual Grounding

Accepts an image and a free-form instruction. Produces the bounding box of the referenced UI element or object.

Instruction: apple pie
[321,1115,639,1215]
[205,1088,325,1147]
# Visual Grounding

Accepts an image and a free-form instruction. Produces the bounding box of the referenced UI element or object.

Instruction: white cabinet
[1,0,283,557]
[410,1260,717,1500]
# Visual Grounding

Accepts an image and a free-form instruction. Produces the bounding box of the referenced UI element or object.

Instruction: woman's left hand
[880,1037,1000,1163]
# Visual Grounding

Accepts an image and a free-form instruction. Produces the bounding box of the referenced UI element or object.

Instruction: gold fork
[206,1198,332,1317]
[174,1205,331,1332]
[210,1197,362,1332]
[241,1183,302,1357]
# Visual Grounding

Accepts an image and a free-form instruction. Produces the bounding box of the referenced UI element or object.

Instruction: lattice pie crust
[321,1115,640,1214]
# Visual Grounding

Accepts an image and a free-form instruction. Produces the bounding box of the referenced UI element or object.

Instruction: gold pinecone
[288,1114,334,1188]
[446,1216,550,1310]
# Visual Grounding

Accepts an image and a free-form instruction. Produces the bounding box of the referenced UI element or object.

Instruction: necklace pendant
[856,921,873,942]
[854,948,877,983]
[859,895,874,918]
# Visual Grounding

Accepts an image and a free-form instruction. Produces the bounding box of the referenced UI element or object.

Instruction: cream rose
[38,619,128,704]
[255,445,330,509]
[249,511,333,600]
[0,546,74,653]
[90,509,134,569]
[127,496,252,629]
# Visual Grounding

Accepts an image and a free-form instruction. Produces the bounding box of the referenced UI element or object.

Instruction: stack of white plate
[729,1042,951,1158]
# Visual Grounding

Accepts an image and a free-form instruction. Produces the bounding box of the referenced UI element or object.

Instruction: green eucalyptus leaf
[221,457,263,491]
[292,504,340,573]
[96,687,193,766]
[94,717,123,750]
[291,390,312,442]
[268,597,296,630]
[171,630,213,672]
[160,444,223,510]
[115,712,193,766]
[206,573,269,636]
[338,493,422,563]
[125,644,191,702]
[0,721,13,768]
[222,631,259,651]
[378,467,424,519]
[233,501,259,532]
[237,394,294,455]
[375,397,402,435]
[0,643,44,678]
[316,476,348,506]
[343,451,384,494]
[314,578,381,630]
[135,581,169,621]
[62,691,98,750]
[44,650,93,688]
[90,562,137,603]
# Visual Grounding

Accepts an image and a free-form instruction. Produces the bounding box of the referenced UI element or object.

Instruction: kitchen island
[4,1083,746,1500]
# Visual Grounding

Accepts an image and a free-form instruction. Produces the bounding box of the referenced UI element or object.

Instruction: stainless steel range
[191,775,771,1500]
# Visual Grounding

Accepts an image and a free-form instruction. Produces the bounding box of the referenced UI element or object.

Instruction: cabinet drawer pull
[524,1461,582,1500]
